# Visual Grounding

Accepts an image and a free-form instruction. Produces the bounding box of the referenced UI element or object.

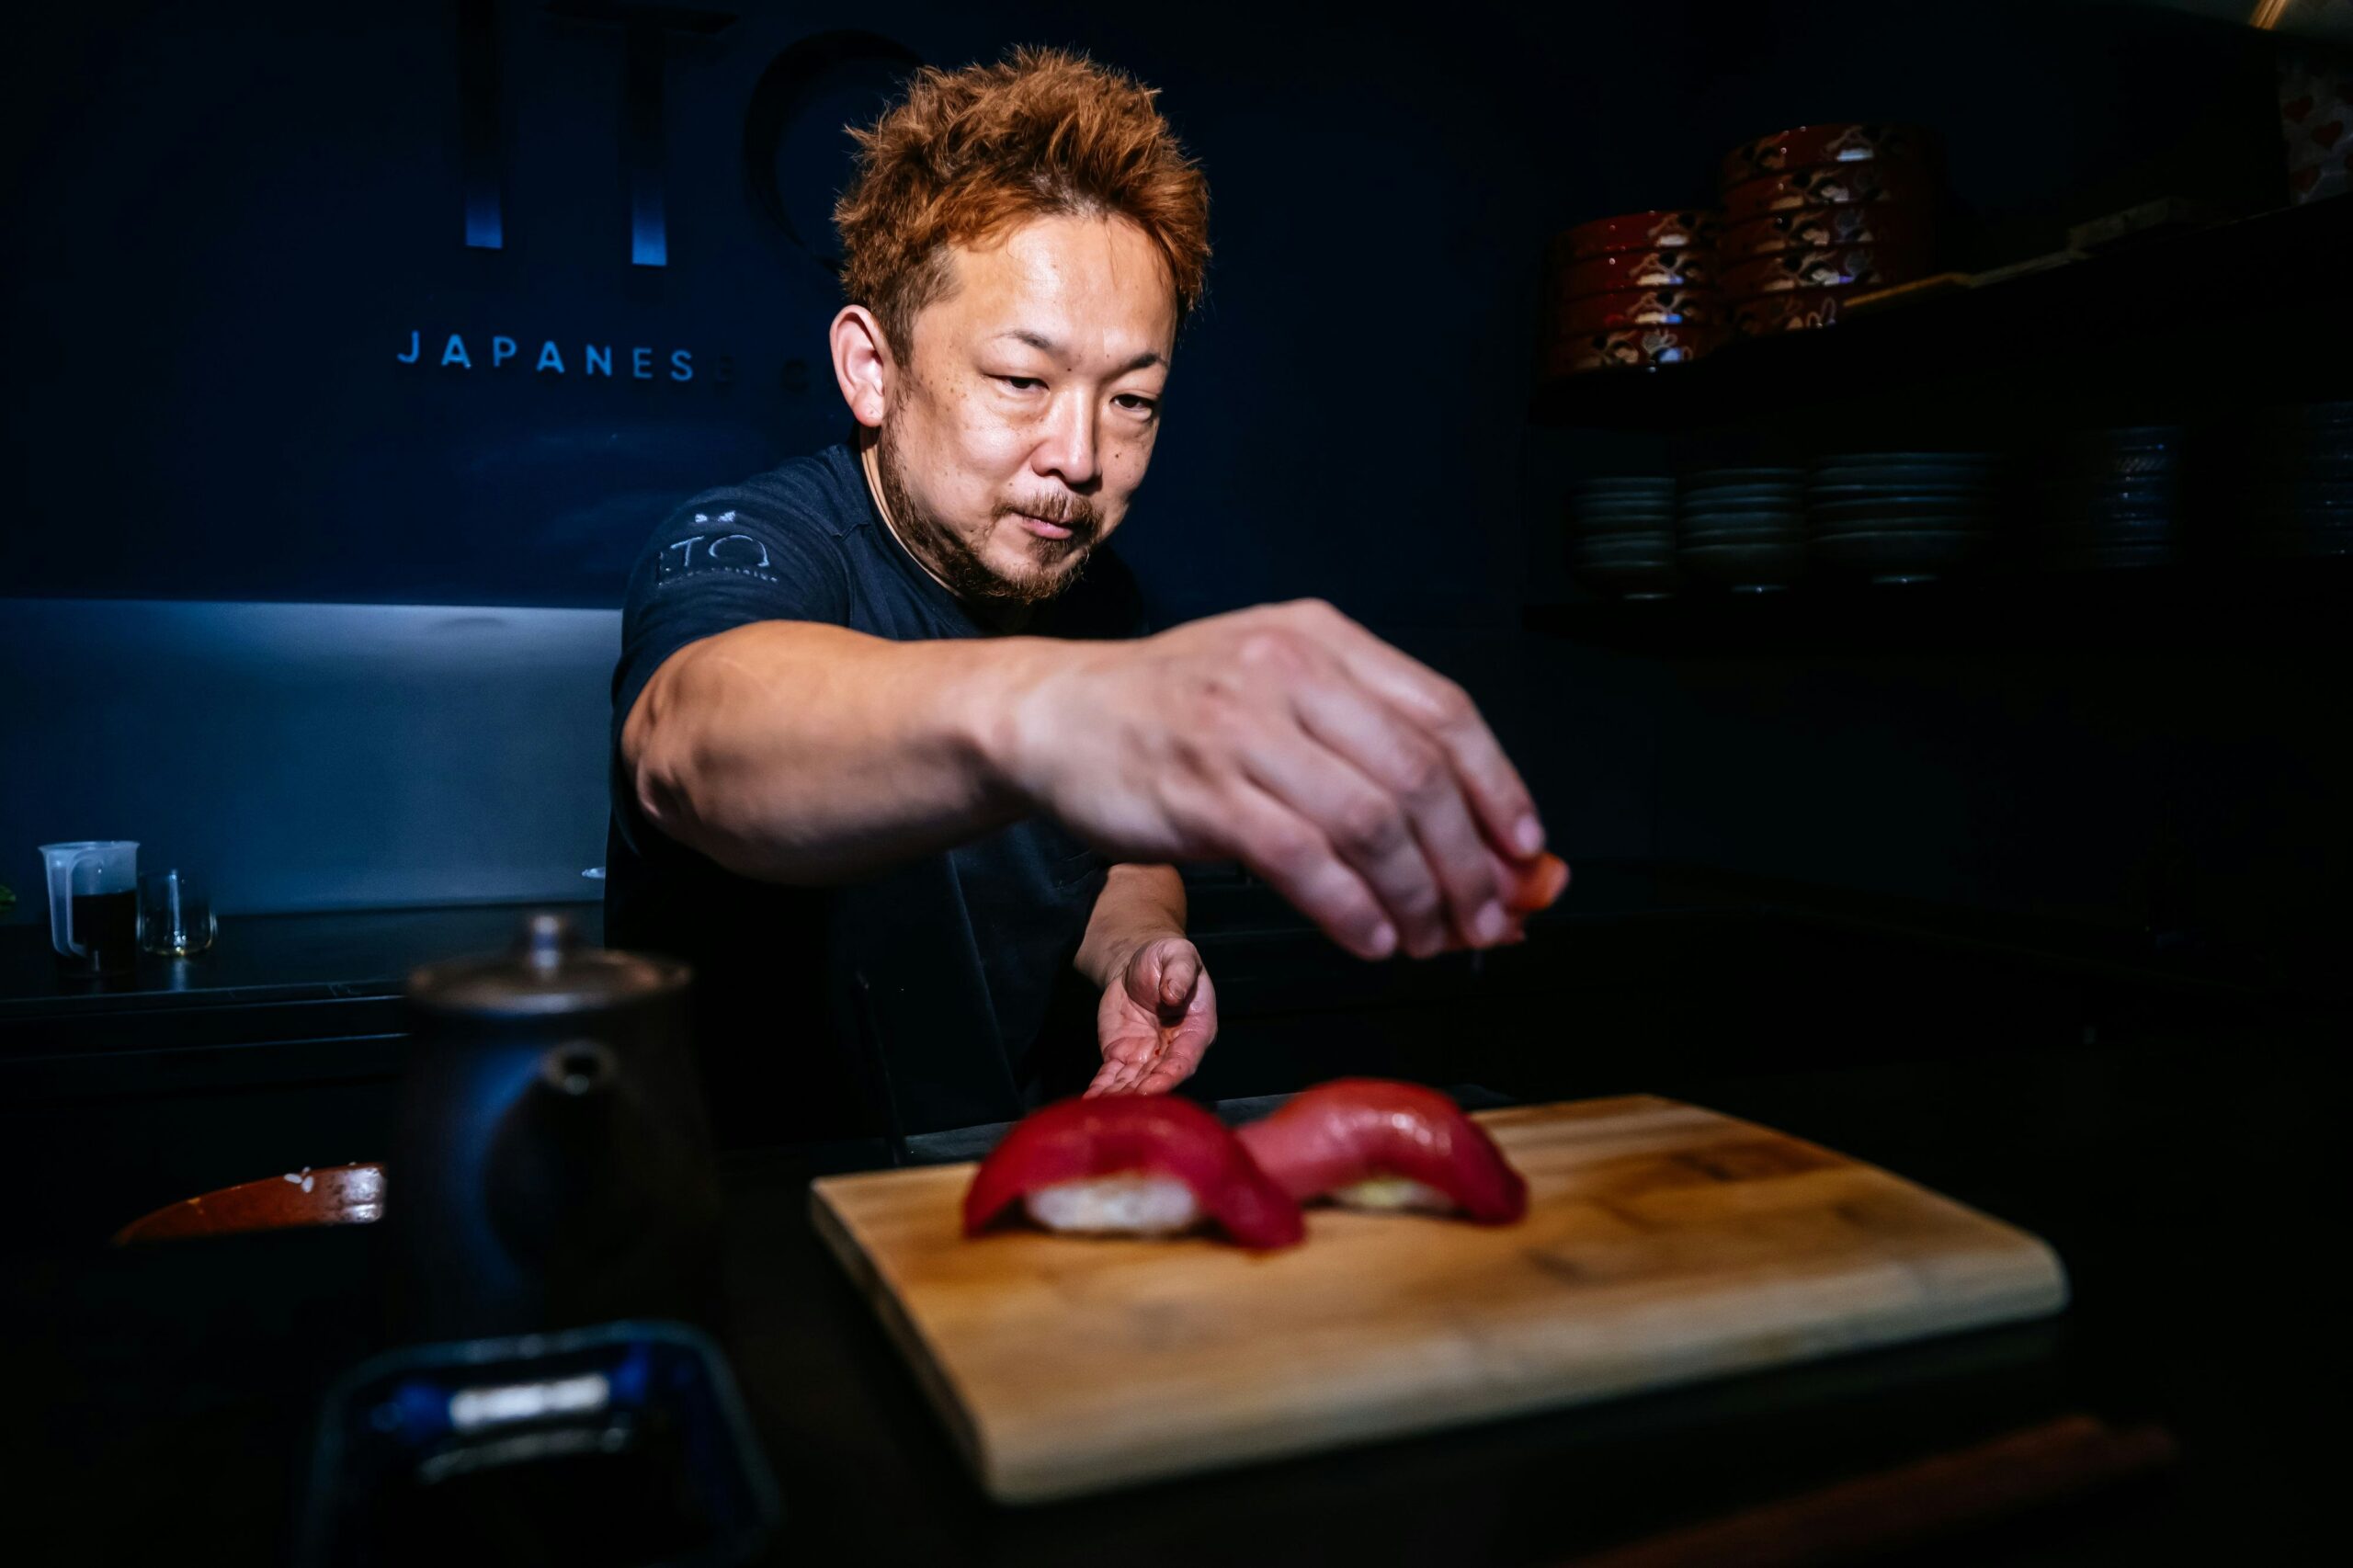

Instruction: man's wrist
[952,635,1060,816]
[943,636,1058,819]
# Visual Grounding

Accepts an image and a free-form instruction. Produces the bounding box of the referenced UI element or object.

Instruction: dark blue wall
[5,1,2333,939]
[11,0,1629,621]
[10,1,2282,620]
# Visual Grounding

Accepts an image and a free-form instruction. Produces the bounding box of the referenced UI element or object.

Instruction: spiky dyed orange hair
[834,46,1211,362]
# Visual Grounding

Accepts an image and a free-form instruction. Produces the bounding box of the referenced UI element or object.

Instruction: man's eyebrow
[992,329,1165,373]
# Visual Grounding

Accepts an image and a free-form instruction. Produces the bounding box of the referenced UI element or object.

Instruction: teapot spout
[486,1040,637,1265]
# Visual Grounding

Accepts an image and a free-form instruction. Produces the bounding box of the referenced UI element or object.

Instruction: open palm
[1087,937,1218,1097]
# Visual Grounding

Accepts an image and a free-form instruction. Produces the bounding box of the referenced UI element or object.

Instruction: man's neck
[857,432,1032,632]
[858,437,955,595]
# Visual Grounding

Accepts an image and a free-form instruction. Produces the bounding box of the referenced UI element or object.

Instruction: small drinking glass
[138,869,217,958]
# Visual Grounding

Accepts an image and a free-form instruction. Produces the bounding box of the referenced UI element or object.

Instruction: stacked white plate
[1806,452,2004,584]
[1676,466,1806,592]
[1567,476,1678,598]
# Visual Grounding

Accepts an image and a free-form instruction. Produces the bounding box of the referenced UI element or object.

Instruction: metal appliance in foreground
[300,1320,779,1568]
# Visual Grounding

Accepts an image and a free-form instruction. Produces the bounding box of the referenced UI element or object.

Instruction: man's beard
[875,426,1097,607]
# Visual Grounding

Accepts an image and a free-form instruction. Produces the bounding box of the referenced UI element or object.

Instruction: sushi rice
[1332,1175,1455,1213]
[1024,1171,1205,1235]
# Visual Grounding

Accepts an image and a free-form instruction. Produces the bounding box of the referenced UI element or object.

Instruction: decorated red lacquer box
[1553,207,1722,259]
[1722,160,1931,221]
[1543,324,1726,376]
[1721,122,1927,188]
[1554,287,1722,332]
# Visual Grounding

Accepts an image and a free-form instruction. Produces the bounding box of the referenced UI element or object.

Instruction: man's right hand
[990,599,1557,960]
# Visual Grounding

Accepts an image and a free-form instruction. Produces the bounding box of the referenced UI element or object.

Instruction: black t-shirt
[605,442,1148,1146]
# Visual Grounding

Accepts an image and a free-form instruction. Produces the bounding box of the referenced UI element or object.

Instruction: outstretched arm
[623,599,1559,957]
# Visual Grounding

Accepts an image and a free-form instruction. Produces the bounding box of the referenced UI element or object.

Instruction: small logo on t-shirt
[659,528,774,584]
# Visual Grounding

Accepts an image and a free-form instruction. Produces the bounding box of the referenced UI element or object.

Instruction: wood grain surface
[811,1096,2069,1504]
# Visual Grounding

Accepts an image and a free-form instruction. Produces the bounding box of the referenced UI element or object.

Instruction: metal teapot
[394,913,721,1337]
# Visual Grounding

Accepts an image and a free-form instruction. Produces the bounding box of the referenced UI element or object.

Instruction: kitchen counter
[3,1013,2335,1565]
[0,861,2318,1248]
[0,899,607,1044]
[4,858,2296,1038]
[0,899,606,1248]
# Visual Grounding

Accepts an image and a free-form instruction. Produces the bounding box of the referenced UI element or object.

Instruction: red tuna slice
[1236,1080,1529,1224]
[1504,851,1572,915]
[962,1095,1305,1250]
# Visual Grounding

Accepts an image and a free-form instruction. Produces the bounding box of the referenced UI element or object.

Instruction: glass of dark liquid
[40,841,140,977]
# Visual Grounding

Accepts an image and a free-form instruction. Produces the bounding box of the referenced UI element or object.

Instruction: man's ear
[830,306,894,430]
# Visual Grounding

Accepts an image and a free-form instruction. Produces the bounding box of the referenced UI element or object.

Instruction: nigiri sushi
[1235,1079,1529,1223]
[963,1095,1306,1250]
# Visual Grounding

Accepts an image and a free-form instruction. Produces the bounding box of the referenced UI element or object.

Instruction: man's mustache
[999,495,1100,539]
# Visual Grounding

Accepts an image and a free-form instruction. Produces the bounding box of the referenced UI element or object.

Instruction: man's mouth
[1012,512,1074,540]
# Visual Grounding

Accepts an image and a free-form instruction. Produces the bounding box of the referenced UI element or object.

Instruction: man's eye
[996,376,1045,392]
[1113,394,1159,415]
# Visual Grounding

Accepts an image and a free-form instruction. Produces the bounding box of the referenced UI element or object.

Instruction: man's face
[875,212,1176,604]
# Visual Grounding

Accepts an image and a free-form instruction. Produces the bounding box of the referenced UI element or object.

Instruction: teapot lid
[407,912,688,1017]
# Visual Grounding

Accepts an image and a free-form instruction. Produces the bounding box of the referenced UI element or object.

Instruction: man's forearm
[622,598,1554,963]
[623,619,1065,883]
[1074,863,1188,989]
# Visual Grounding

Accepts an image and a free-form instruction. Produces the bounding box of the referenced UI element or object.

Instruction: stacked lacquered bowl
[1677,467,1807,592]
[1565,476,1679,597]
[1543,209,1724,378]
[1718,123,1937,338]
[1806,451,2002,583]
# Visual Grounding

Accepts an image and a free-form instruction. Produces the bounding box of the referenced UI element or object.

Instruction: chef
[606,47,1553,1143]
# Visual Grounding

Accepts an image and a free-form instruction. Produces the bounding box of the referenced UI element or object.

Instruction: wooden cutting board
[811,1095,2068,1504]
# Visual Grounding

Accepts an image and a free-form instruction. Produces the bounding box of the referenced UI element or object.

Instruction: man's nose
[1033,392,1101,490]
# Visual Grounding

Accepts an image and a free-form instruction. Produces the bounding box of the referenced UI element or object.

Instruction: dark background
[3,0,2347,972]
[4,0,2303,613]
[4,12,2349,1553]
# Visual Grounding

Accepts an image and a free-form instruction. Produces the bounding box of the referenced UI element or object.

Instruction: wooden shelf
[1529,197,2353,435]
[1521,559,2353,655]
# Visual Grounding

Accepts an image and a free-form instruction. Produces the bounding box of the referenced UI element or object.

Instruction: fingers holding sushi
[992,600,1550,962]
